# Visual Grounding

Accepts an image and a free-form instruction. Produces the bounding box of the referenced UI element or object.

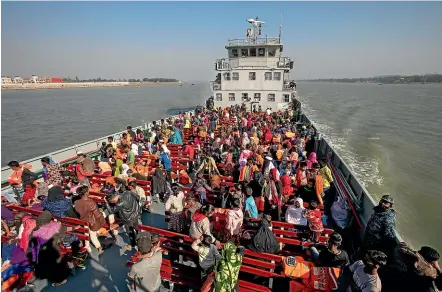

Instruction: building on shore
[13,76,23,83]
[1,76,12,84]
[8,75,63,84]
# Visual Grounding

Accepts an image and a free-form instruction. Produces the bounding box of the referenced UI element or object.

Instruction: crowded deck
[1,104,441,292]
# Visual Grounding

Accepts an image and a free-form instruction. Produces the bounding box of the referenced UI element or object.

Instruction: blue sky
[2,1,441,80]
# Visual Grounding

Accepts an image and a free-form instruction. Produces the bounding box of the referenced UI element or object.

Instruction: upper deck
[226,37,281,48]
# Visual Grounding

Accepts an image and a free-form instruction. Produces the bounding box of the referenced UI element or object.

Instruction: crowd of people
[1,103,441,292]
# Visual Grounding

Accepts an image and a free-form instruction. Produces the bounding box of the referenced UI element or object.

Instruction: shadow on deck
[34,202,168,292]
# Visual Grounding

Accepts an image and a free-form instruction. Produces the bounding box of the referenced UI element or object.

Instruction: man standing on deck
[159,147,172,182]
[105,190,141,251]
[363,195,397,257]
[124,145,135,166]
[292,98,301,123]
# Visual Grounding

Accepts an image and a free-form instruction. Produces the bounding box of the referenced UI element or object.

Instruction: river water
[2,82,442,253]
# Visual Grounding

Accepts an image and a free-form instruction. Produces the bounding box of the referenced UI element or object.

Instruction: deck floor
[31,201,170,292]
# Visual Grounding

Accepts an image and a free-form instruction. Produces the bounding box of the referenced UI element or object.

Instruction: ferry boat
[1,17,411,292]
[210,17,296,112]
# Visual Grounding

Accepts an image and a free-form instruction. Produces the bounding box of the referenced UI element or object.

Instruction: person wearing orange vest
[4,161,37,202]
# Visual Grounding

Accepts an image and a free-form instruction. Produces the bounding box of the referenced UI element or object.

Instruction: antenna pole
[279,13,283,42]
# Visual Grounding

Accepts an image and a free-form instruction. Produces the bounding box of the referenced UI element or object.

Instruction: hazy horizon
[2,2,442,81]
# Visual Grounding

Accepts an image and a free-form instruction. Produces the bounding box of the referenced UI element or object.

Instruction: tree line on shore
[61,77,179,83]
[303,74,442,84]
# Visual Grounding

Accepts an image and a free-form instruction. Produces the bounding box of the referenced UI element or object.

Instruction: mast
[279,13,283,42]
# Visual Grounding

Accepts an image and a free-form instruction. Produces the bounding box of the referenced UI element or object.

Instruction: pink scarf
[32,221,61,242]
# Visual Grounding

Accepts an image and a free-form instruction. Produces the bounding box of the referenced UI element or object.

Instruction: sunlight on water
[299,95,384,188]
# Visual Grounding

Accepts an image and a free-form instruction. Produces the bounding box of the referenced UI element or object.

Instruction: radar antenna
[246,17,265,43]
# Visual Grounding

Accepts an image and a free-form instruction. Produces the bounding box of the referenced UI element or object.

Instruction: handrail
[227,37,281,46]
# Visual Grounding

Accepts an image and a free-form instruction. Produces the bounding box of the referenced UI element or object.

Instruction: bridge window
[283,94,290,103]
[258,48,265,57]
[229,93,235,101]
[249,72,256,80]
[242,93,249,102]
[241,49,248,57]
[268,47,276,57]
[254,93,261,102]
[223,72,231,81]
[265,72,272,81]
[216,93,222,101]
[232,72,239,81]
[274,72,281,81]
[250,48,257,57]
[232,49,238,57]
[268,93,276,102]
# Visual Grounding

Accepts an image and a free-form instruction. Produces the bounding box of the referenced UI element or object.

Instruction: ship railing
[277,57,293,69]
[215,59,231,71]
[210,81,221,91]
[283,80,296,90]
[227,37,280,46]
[216,57,291,70]
[1,112,194,189]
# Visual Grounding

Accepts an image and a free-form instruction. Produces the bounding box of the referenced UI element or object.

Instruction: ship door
[250,101,259,112]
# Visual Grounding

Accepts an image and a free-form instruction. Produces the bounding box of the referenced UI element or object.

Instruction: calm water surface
[2,82,442,253]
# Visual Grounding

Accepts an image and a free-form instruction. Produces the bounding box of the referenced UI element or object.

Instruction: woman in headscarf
[190,205,217,243]
[304,201,324,243]
[165,184,185,233]
[214,242,244,292]
[169,127,183,145]
[289,151,299,169]
[250,131,259,146]
[28,211,69,287]
[285,198,307,226]
[248,172,265,214]
[224,147,234,176]
[306,152,318,169]
[248,215,280,254]
[241,132,250,149]
[117,164,130,180]
[98,161,112,176]
[255,147,265,170]
[42,186,77,218]
[151,168,169,202]
[280,169,293,202]
[225,198,244,243]
[17,214,37,251]
[262,156,277,180]
[110,157,124,177]
[264,168,283,221]
[136,129,144,143]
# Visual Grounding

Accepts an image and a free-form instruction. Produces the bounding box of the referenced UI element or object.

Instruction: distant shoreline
[301,74,442,84]
[132,81,181,85]
[1,81,181,91]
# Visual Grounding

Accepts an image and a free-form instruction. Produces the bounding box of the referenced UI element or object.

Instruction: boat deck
[29,202,169,292]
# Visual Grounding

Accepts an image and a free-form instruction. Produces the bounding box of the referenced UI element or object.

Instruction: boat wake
[299,97,384,188]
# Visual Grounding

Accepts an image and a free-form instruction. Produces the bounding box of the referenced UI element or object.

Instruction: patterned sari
[214,242,243,292]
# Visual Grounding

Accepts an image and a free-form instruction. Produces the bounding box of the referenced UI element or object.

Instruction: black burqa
[151,168,167,195]
[248,219,280,254]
